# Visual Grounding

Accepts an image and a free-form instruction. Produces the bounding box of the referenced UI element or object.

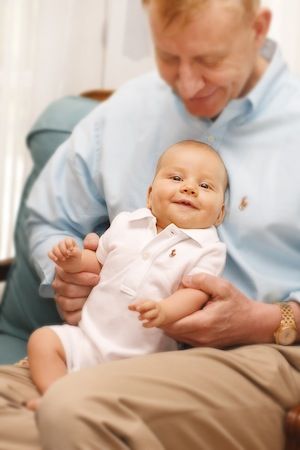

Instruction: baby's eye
[200,182,209,189]
[170,175,182,182]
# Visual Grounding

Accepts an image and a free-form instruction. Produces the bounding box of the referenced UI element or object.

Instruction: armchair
[0,89,112,362]
[0,89,299,449]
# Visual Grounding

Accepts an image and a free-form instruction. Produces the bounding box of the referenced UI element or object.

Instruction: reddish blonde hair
[142,0,260,26]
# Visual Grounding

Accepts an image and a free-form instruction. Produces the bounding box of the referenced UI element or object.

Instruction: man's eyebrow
[195,51,227,60]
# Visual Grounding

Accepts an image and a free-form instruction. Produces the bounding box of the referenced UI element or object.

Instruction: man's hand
[52,233,100,325]
[162,273,281,349]
[129,300,166,328]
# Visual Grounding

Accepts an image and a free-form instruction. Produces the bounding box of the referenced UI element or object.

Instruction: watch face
[279,327,297,345]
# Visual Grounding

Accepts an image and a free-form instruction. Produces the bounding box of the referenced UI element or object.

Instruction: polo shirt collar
[167,224,221,246]
[128,208,220,246]
[128,208,156,222]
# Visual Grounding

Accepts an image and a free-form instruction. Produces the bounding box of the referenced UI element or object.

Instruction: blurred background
[0,0,299,261]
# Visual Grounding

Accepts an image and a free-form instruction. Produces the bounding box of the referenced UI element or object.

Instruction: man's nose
[176,63,205,99]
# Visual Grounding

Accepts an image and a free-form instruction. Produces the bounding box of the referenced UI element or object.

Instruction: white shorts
[49,324,104,372]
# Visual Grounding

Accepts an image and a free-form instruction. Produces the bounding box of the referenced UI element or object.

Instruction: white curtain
[0,0,106,259]
[1,0,300,260]
[263,0,300,75]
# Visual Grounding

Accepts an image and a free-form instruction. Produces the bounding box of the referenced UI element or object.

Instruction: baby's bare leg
[48,237,83,273]
[27,327,67,410]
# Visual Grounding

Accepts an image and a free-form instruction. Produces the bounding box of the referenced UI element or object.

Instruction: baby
[27,139,228,409]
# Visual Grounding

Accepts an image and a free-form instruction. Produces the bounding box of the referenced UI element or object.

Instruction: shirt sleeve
[96,212,130,265]
[26,103,110,297]
[188,242,226,278]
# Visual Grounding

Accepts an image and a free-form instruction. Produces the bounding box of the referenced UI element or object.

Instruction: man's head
[147,140,228,231]
[142,0,271,118]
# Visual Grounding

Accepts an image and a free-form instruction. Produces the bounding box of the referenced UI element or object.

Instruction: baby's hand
[129,300,165,328]
[48,237,78,263]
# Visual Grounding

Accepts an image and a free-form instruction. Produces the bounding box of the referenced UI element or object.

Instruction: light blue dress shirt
[27,40,300,304]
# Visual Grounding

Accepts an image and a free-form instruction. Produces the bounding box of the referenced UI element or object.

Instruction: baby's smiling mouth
[173,199,198,209]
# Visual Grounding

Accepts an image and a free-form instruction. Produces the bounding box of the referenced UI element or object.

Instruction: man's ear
[215,204,225,226]
[146,186,153,209]
[252,8,272,48]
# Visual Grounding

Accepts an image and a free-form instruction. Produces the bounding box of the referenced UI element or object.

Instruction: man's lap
[0,345,299,449]
[37,345,300,450]
[0,364,40,450]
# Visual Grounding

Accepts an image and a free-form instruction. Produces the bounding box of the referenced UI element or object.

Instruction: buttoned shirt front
[79,208,225,361]
[27,39,300,305]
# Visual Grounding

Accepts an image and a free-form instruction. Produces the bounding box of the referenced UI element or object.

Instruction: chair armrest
[0,258,14,282]
[81,89,114,102]
[285,405,300,449]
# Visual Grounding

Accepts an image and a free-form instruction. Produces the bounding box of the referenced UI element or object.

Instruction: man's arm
[161,273,300,348]
[26,106,109,324]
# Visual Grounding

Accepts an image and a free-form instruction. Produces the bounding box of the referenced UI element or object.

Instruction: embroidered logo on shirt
[239,196,248,210]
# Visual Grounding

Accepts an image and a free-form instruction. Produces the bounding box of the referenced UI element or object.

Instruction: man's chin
[184,100,223,119]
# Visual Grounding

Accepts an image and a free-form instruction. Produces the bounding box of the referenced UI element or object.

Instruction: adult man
[1,0,300,449]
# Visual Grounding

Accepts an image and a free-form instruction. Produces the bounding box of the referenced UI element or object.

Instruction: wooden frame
[0,258,13,281]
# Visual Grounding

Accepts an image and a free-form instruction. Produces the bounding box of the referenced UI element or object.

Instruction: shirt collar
[128,208,156,222]
[246,39,288,111]
[209,40,288,127]
[128,208,220,246]
[168,224,221,246]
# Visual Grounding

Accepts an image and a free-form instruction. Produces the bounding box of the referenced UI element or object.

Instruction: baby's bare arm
[48,237,101,274]
[129,288,209,328]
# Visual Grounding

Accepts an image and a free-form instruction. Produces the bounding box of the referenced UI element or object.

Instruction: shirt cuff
[285,292,300,303]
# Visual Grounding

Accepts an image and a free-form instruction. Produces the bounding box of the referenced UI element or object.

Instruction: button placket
[121,229,184,295]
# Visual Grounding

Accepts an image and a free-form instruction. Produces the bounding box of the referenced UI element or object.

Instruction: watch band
[274,303,297,345]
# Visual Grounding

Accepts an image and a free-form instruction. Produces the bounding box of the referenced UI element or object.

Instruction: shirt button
[207,135,214,143]
[142,252,150,260]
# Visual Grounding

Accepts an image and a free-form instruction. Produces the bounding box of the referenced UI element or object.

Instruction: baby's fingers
[139,308,159,322]
[137,301,157,313]
[129,300,152,313]
[142,318,161,328]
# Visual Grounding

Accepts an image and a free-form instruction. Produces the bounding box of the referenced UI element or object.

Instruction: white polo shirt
[77,208,226,363]
[51,208,226,370]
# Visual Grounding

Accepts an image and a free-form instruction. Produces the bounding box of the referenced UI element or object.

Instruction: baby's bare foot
[48,238,82,272]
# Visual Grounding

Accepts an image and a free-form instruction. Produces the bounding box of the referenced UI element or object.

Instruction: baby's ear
[146,186,153,209]
[215,203,225,226]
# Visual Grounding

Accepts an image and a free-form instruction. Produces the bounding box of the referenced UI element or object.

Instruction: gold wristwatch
[274,303,297,345]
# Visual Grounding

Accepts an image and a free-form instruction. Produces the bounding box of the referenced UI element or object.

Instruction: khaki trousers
[1,345,300,450]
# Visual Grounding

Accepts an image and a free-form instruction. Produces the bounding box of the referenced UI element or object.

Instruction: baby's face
[147,143,227,231]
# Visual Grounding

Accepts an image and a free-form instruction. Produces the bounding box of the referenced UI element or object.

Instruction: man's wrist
[252,301,300,345]
[249,302,281,344]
